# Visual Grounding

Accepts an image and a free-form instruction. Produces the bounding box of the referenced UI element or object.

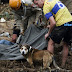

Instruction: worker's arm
[45,16,56,39]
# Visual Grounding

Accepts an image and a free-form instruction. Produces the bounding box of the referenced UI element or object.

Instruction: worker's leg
[61,42,69,67]
[47,38,55,54]
[12,9,25,35]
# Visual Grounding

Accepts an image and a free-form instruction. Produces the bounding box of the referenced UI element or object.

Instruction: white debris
[0,18,6,22]
[0,32,10,38]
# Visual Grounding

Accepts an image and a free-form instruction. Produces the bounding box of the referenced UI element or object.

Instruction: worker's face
[34,0,44,8]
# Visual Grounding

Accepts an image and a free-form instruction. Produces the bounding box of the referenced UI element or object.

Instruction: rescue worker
[33,0,72,68]
[9,0,42,43]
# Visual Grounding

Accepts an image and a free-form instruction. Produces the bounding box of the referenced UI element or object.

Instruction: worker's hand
[20,30,25,35]
[45,33,49,40]
[20,32,24,36]
[47,25,50,28]
[31,3,38,7]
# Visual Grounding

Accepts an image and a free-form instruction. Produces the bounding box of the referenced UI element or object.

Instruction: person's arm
[45,16,56,39]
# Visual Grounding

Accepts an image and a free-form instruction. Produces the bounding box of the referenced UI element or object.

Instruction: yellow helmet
[9,0,21,10]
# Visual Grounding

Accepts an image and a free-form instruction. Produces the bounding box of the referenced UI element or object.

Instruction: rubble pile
[0,3,15,41]
[0,3,14,21]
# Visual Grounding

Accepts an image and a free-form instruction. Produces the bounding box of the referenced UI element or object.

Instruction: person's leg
[0,40,5,44]
[61,42,69,67]
[47,38,55,54]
